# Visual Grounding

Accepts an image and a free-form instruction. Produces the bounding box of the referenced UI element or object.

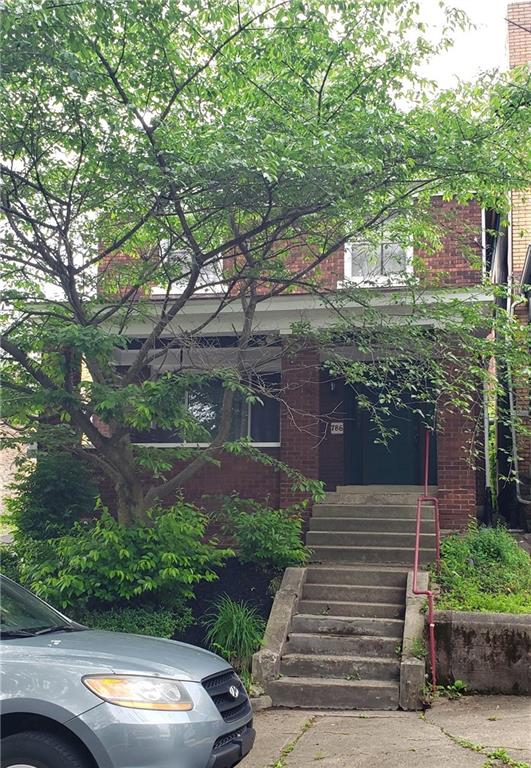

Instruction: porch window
[133,374,281,446]
[344,236,412,284]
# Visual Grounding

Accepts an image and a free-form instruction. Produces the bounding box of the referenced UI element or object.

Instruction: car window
[0,577,71,633]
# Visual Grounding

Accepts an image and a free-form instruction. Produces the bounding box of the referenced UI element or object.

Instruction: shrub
[0,544,21,582]
[220,496,309,572]
[436,523,531,614]
[6,452,97,539]
[74,605,193,639]
[18,504,231,611]
[203,595,265,681]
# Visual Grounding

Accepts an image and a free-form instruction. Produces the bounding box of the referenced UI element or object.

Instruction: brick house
[109,196,492,532]
[97,4,531,535]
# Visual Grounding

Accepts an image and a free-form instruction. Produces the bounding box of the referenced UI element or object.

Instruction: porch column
[436,393,482,529]
[279,344,321,517]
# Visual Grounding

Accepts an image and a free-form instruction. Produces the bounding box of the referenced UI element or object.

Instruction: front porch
[280,348,484,530]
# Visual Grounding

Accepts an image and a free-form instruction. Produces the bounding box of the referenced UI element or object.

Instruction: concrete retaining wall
[399,571,428,711]
[435,610,531,694]
[252,567,306,685]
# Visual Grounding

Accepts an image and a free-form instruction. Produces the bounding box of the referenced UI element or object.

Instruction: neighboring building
[495,2,531,527]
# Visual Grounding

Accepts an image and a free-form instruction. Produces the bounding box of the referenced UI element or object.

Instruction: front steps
[310,486,435,566]
[268,486,435,710]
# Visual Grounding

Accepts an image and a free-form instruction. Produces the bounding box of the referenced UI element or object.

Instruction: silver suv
[0,575,255,768]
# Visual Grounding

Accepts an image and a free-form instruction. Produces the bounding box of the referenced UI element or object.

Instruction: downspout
[506,207,531,511]
[481,209,492,499]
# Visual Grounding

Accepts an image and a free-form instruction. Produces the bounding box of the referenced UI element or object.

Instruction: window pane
[250,375,280,442]
[189,380,248,440]
[382,243,408,275]
[349,242,381,279]
[188,380,222,436]
[229,391,248,440]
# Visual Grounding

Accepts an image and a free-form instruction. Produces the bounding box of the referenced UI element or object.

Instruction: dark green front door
[344,386,436,485]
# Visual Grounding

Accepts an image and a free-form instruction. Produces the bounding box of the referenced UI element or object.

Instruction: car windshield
[0,576,78,636]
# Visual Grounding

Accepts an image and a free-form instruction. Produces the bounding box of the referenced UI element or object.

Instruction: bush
[6,452,97,539]
[18,504,232,611]
[74,605,194,639]
[203,595,265,681]
[0,544,21,582]
[436,523,531,614]
[220,496,309,572]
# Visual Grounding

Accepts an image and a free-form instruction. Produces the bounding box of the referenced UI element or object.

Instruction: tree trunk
[115,473,148,526]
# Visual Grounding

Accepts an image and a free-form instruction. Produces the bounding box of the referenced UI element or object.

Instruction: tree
[1,0,530,525]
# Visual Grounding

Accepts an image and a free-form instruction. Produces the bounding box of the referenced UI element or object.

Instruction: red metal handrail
[412,429,440,690]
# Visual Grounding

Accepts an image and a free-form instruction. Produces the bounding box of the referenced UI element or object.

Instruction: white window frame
[151,245,225,296]
[341,241,414,287]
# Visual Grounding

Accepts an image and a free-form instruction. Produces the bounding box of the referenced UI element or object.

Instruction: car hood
[1,630,230,682]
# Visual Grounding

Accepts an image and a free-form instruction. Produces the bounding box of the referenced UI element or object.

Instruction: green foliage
[0,544,21,583]
[5,453,97,539]
[436,523,531,614]
[18,504,231,610]
[220,495,310,571]
[203,595,265,679]
[1,0,530,530]
[74,605,193,639]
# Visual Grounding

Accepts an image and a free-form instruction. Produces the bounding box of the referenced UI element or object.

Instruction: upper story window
[344,234,413,285]
[151,244,224,296]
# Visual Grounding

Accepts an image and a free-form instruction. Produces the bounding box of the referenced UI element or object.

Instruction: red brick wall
[279,345,321,520]
[224,240,344,295]
[178,449,280,510]
[319,375,346,491]
[420,198,483,287]
[436,388,483,529]
[97,251,149,298]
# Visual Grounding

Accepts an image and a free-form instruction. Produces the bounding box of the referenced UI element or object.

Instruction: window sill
[338,275,415,288]
[131,442,281,448]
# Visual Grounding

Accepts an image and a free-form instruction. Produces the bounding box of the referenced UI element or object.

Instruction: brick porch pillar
[436,393,482,529]
[279,344,321,518]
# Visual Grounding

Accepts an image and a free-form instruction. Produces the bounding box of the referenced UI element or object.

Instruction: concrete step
[325,492,430,506]
[312,505,426,518]
[286,632,399,657]
[298,600,405,620]
[305,565,408,588]
[336,485,436,494]
[268,676,399,710]
[309,516,435,533]
[291,614,404,638]
[310,545,434,565]
[280,653,400,681]
[307,530,434,548]
[302,583,405,604]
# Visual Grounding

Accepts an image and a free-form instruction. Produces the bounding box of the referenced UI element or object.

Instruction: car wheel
[1,730,91,768]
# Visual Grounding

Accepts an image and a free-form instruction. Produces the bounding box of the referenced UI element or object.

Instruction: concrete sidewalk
[241,696,531,767]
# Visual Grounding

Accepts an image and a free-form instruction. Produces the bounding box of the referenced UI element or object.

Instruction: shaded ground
[242,696,531,768]
[178,559,275,647]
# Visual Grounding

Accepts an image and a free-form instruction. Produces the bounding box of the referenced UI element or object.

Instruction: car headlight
[82,675,194,711]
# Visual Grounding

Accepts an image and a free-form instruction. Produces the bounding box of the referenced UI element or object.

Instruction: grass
[435,523,531,614]
[202,595,265,682]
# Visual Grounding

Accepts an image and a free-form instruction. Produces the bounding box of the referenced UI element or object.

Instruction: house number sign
[331,422,344,435]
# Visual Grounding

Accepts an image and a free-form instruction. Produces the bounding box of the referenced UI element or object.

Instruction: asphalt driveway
[241,696,531,767]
